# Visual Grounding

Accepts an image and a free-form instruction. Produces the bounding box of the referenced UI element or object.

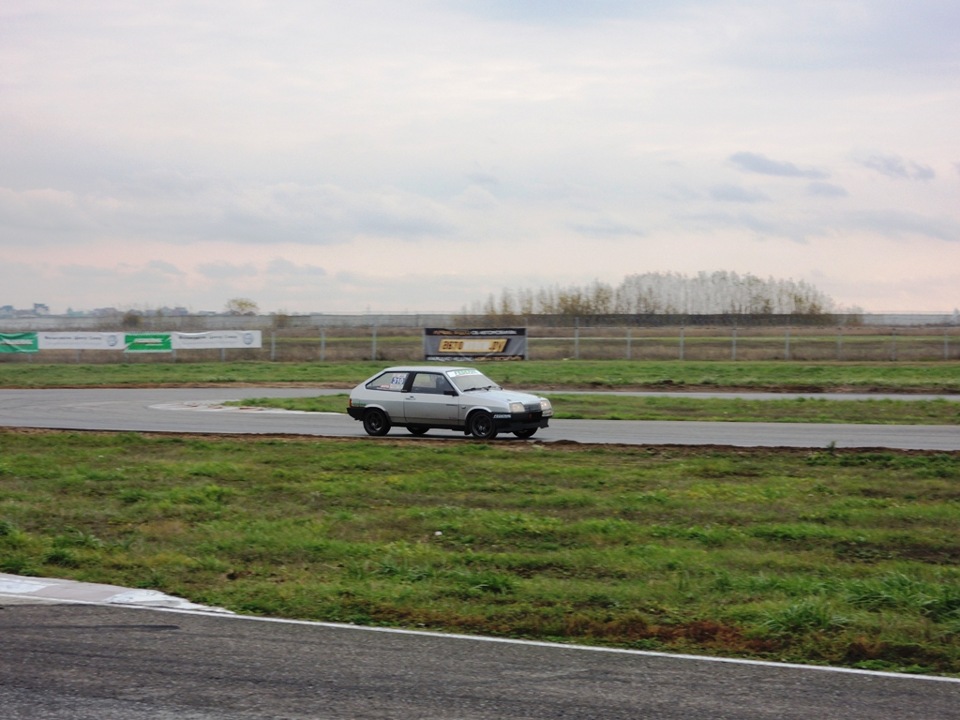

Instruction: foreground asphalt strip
[0,573,233,613]
[2,574,958,686]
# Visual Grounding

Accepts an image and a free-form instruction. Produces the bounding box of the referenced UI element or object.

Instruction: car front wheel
[467,410,498,440]
[362,408,391,436]
[513,428,537,439]
[407,425,429,436]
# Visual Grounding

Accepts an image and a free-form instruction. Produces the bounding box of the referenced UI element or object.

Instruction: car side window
[366,371,408,391]
[411,372,450,395]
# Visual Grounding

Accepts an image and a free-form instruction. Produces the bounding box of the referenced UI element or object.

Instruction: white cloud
[728,152,828,180]
[196,262,259,280]
[844,210,960,243]
[266,258,327,277]
[806,182,848,198]
[710,184,770,203]
[858,154,936,181]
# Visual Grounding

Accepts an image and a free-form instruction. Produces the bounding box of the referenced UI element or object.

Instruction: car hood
[463,388,544,405]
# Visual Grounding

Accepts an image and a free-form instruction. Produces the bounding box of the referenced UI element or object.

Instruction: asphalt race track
[0,600,956,720]
[2,387,959,718]
[0,387,959,449]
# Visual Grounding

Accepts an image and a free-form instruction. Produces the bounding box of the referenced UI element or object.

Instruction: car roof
[379,365,478,374]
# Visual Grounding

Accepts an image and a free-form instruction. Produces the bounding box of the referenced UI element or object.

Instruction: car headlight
[540,398,553,416]
[509,401,525,414]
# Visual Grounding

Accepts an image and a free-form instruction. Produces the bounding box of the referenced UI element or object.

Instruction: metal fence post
[320,327,326,362]
[731,326,737,361]
[679,326,685,360]
[784,326,791,361]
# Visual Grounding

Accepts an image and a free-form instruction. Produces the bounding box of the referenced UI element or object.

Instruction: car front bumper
[491,411,550,433]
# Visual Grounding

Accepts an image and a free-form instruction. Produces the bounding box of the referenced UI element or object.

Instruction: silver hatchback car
[347,366,553,439]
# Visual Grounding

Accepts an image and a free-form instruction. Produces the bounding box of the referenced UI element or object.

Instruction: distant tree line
[466,271,845,319]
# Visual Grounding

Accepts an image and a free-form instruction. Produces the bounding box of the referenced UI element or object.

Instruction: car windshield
[449,371,500,393]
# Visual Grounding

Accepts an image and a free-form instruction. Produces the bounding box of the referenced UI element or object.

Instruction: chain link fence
[3,323,959,363]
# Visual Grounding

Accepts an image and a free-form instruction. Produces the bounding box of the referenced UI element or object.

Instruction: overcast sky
[2,1,958,315]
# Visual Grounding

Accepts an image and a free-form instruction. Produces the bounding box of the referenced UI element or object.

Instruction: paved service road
[0,387,958,450]
[1,602,957,720]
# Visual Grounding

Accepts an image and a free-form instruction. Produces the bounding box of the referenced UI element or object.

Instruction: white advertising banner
[37,332,125,350]
[30,331,261,351]
[171,331,262,349]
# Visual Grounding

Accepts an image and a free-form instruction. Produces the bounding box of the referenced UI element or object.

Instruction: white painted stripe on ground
[0,573,231,612]
[2,573,957,685]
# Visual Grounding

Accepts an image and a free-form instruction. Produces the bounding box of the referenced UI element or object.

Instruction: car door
[363,369,410,422]
[403,372,460,425]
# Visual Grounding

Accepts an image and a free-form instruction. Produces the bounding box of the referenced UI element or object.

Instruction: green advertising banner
[0,332,39,353]
[124,333,173,353]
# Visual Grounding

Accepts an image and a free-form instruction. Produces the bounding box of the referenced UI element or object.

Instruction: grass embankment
[0,360,958,393]
[1,430,958,676]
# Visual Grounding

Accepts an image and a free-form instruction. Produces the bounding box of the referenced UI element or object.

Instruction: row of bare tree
[466,271,843,317]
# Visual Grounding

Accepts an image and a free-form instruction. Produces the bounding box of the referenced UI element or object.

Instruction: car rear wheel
[407,425,429,436]
[513,428,537,439]
[467,410,498,440]
[362,408,391,436]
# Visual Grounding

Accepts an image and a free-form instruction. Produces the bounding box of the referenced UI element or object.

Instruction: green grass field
[0,359,959,392]
[1,430,958,675]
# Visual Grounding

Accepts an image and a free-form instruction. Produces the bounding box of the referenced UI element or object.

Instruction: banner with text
[37,332,124,350]
[0,331,262,353]
[124,333,173,353]
[423,328,527,361]
[0,333,39,353]
[171,331,262,350]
